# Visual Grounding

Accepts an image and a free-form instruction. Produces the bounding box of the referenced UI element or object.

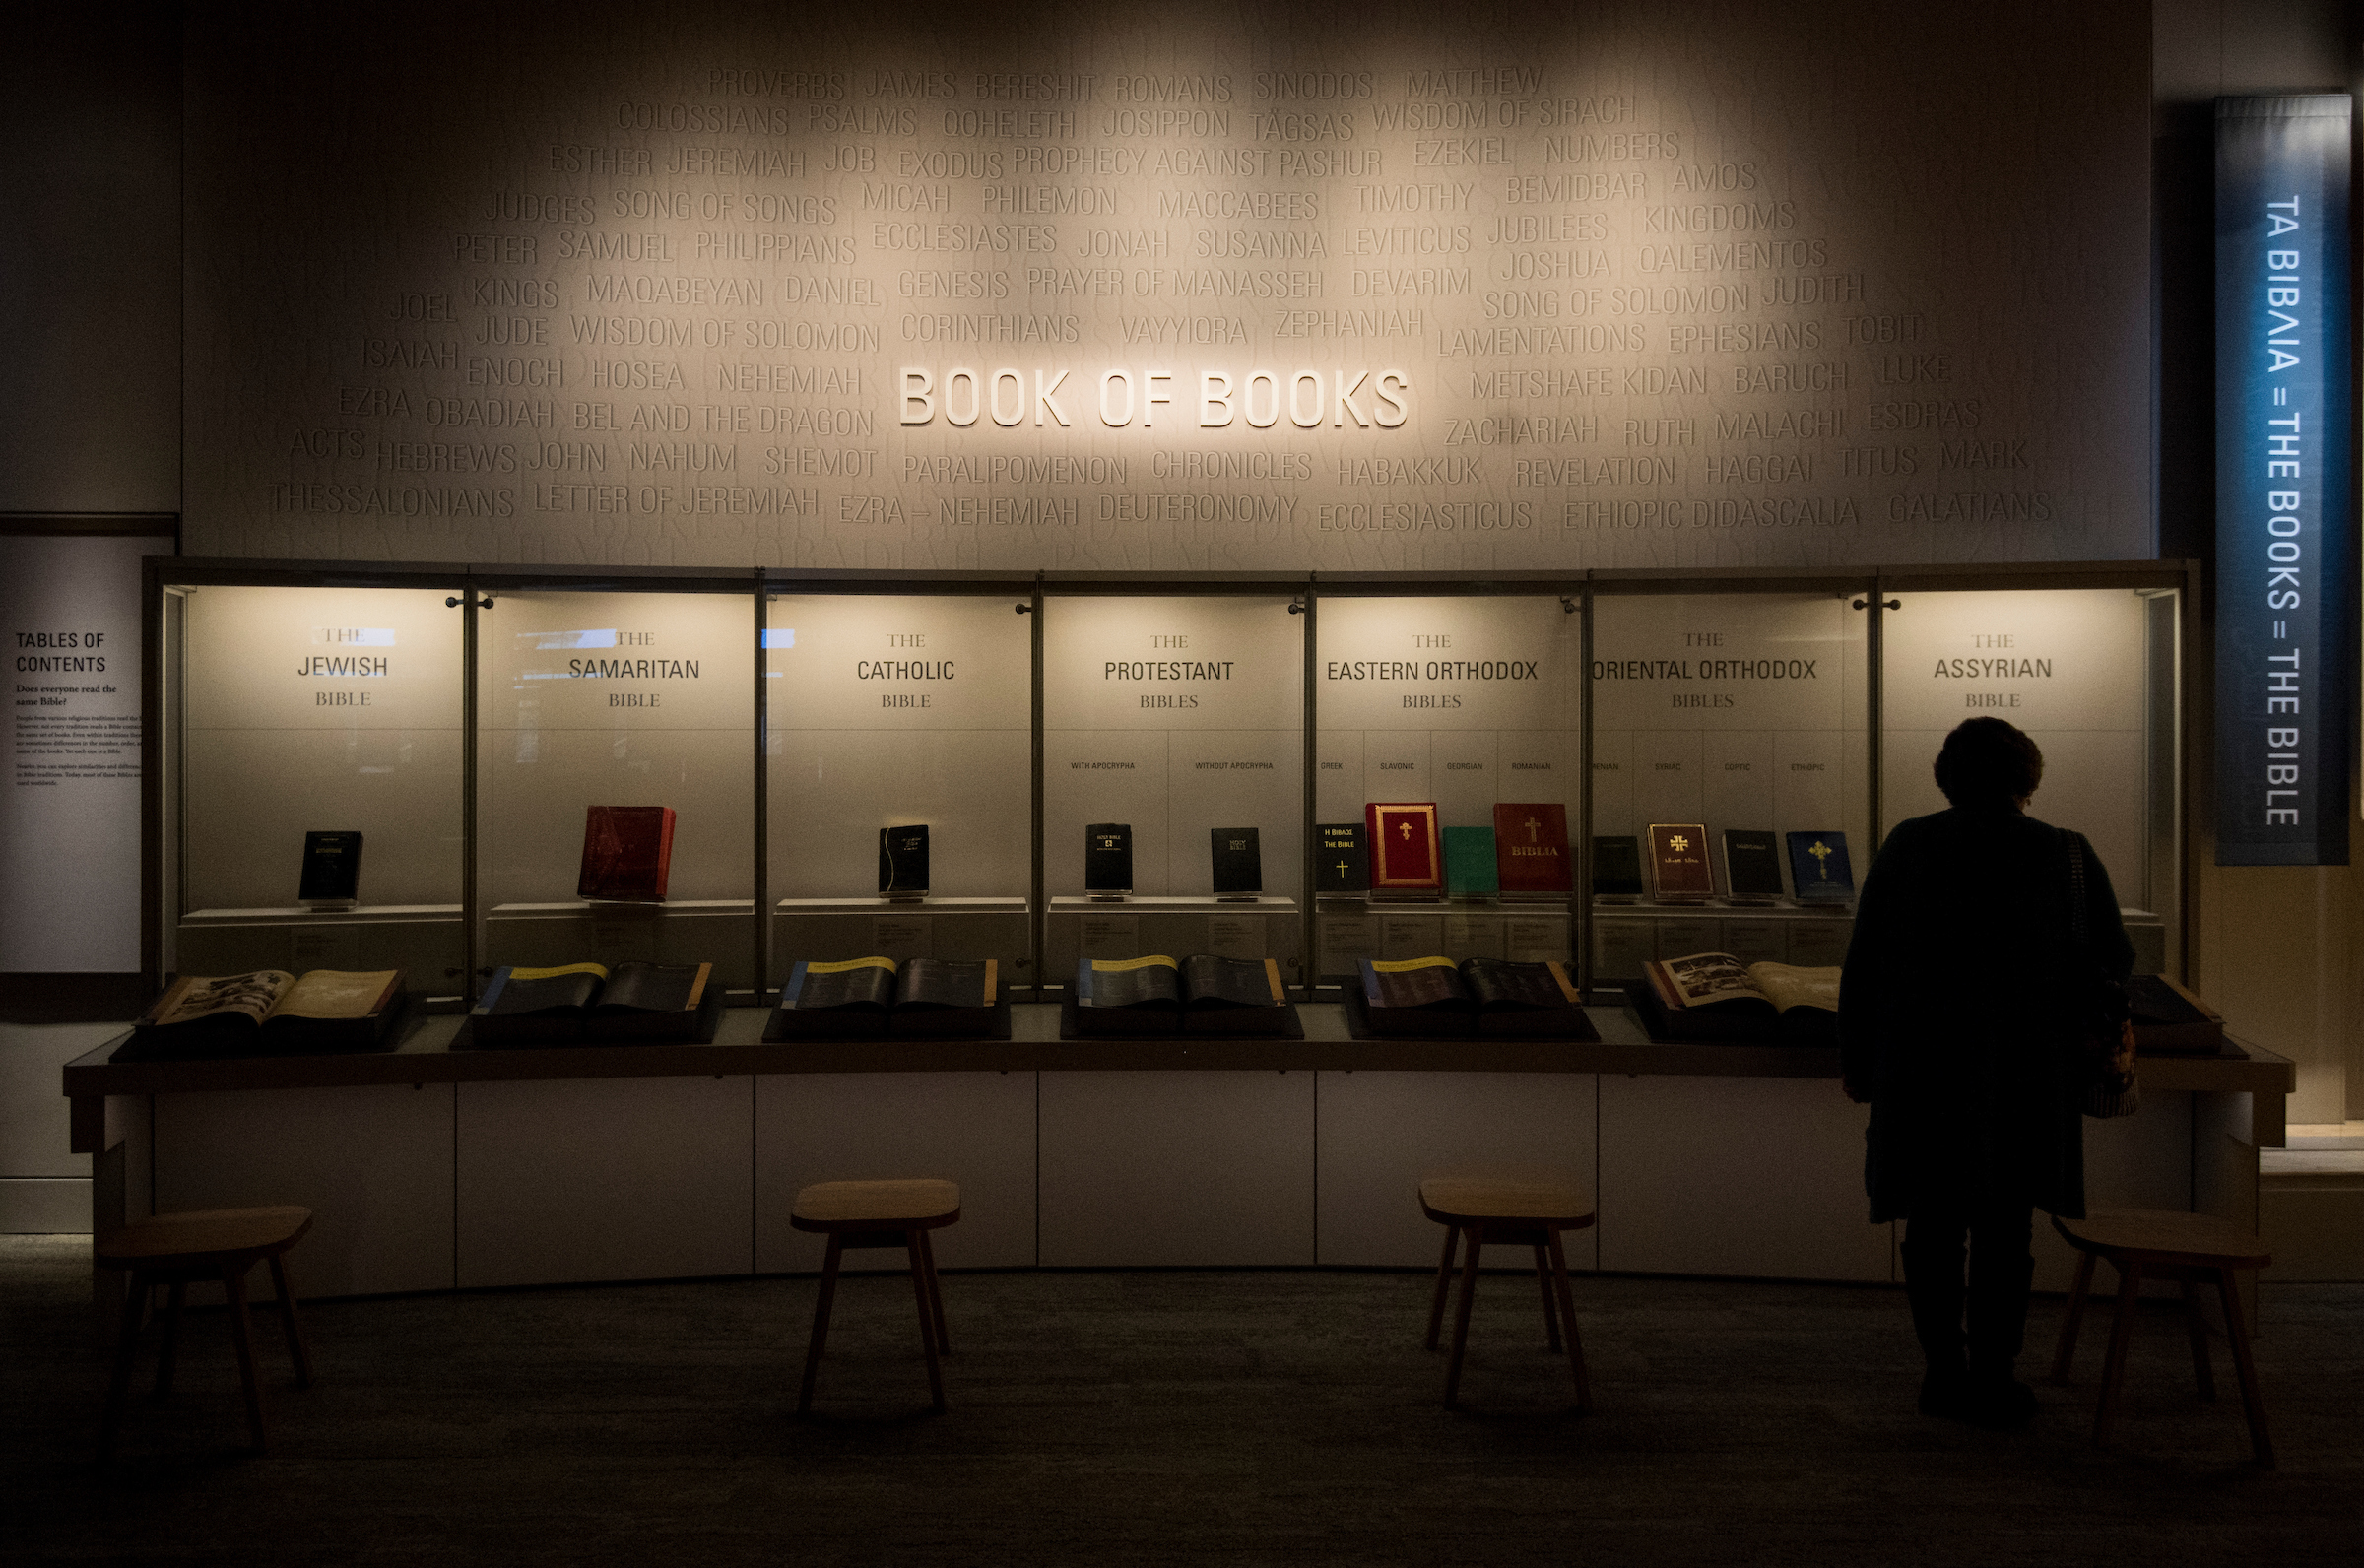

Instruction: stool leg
[2050,1250,2095,1383]
[1424,1224,1458,1351]
[917,1227,949,1357]
[268,1253,314,1391]
[1444,1223,1483,1410]
[2179,1276,2215,1404]
[97,1271,149,1464]
[2091,1257,2142,1452]
[1532,1243,1560,1352]
[797,1235,844,1416]
[907,1231,946,1412]
[1546,1228,1591,1414]
[153,1280,187,1401]
[222,1263,268,1454]
[2213,1268,2274,1468]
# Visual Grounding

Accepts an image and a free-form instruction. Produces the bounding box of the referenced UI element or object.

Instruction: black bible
[298,830,363,905]
[1591,835,1644,900]
[1315,821,1369,893]
[1722,828,1784,904]
[1084,822,1133,896]
[878,824,930,898]
[1210,826,1262,897]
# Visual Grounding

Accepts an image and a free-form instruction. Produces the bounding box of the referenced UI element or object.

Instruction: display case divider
[1575,583,1594,993]
[461,581,482,1004]
[1864,580,1885,855]
[751,573,769,1002]
[139,557,165,991]
[1299,580,1318,1000]
[1029,575,1045,999]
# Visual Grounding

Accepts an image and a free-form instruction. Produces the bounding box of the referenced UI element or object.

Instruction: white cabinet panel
[456,1076,751,1288]
[1316,1072,1598,1270]
[1040,1071,1313,1266]
[755,1072,1037,1272]
[156,1083,454,1299]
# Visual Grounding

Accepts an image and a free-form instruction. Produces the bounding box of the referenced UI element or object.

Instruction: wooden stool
[1419,1177,1595,1411]
[2050,1208,2274,1466]
[95,1206,315,1461]
[790,1179,960,1414]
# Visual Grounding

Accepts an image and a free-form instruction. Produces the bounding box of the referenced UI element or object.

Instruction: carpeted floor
[3,1235,2357,1566]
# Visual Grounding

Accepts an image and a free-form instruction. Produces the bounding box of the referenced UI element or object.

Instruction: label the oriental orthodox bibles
[1315,822,1369,893]
[1645,822,1714,901]
[578,806,675,902]
[1365,802,1441,890]
[298,830,364,903]
[879,824,930,896]
[1491,803,1572,894]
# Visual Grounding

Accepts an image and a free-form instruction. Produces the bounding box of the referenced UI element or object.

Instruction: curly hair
[1933,716,2044,807]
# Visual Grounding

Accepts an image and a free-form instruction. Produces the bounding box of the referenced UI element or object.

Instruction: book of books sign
[1722,829,1784,904]
[1348,955,1600,1041]
[1066,953,1296,1038]
[468,959,720,1046]
[298,830,363,905]
[2127,974,2228,1056]
[1315,821,1370,893]
[1492,804,1572,895]
[878,824,930,897]
[1592,835,1644,899]
[121,968,406,1058]
[767,955,1007,1041]
[1785,831,1855,904]
[1084,822,1134,895]
[1646,823,1715,902]
[1442,826,1499,897]
[1210,826,1263,896]
[1366,802,1441,891]
[578,806,675,902]
[1630,951,1840,1045]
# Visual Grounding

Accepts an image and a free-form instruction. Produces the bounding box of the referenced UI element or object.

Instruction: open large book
[766,956,1006,1041]
[1066,954,1296,1038]
[1631,951,1839,1044]
[1349,956,1600,1041]
[468,960,719,1047]
[125,969,406,1057]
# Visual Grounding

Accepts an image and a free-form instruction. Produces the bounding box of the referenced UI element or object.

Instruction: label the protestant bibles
[1785,830,1855,903]
[1365,802,1441,890]
[578,806,676,902]
[1645,823,1715,901]
[1442,826,1499,896]
[298,830,363,904]
[1722,829,1784,902]
[1084,822,1134,894]
[1592,835,1644,897]
[878,824,930,896]
[1492,803,1572,894]
[1315,822,1369,893]
[1210,826,1262,895]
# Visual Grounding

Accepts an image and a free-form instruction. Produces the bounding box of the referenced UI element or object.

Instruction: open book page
[1362,956,1471,1009]
[596,962,708,1013]
[1744,962,1840,1015]
[147,971,296,1028]
[1083,955,1182,1008]
[1658,952,1769,1009]
[789,957,897,1010]
[896,958,995,1009]
[484,962,611,1016]
[270,969,400,1021]
[1459,958,1578,1011]
[1181,955,1283,1008]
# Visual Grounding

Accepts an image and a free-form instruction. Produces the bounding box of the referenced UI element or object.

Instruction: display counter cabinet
[146,563,2193,1006]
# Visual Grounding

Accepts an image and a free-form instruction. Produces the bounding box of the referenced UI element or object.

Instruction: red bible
[578,806,676,902]
[1492,803,1573,894]
[1365,802,1441,891]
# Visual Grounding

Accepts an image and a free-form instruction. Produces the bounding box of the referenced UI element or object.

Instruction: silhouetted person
[1839,717,2133,1426]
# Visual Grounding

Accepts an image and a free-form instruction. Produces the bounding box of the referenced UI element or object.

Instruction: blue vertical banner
[2215,96,2354,866]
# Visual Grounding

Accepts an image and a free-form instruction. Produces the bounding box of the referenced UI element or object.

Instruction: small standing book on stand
[468,960,720,1046]
[1347,955,1600,1041]
[1592,835,1644,901]
[1210,827,1262,898]
[1492,804,1573,896]
[1315,822,1370,893]
[119,968,408,1058]
[766,956,1008,1041]
[579,806,675,902]
[1442,826,1499,897]
[1722,829,1784,905]
[1645,822,1715,902]
[879,824,930,898]
[1065,953,1298,1038]
[298,830,363,907]
[1084,822,1133,898]
[1785,830,1855,905]
[1365,802,1442,894]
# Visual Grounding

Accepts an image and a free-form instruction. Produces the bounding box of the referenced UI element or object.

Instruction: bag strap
[2061,826,2089,947]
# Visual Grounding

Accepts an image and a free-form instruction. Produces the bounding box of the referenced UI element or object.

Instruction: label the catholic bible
[1491,803,1571,894]
[1365,802,1441,890]
[579,806,675,902]
[1645,822,1715,901]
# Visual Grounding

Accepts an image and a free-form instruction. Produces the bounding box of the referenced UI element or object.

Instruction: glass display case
[1314,590,1583,988]
[164,580,466,997]
[475,582,757,992]
[765,585,1034,989]
[1042,589,1307,988]
[1587,586,1870,981]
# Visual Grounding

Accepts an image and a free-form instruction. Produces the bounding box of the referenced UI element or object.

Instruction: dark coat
[1838,806,2134,1223]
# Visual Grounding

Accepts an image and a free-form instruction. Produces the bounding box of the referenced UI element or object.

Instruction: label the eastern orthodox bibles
[878,824,930,896]
[1442,826,1499,896]
[1084,822,1134,892]
[298,830,364,903]
[578,806,675,902]
[1645,823,1715,900]
[1785,830,1855,902]
[1210,826,1262,894]
[1722,828,1784,900]
[1315,822,1369,893]
[1365,802,1441,890]
[1592,835,1644,897]
[1492,803,1572,894]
